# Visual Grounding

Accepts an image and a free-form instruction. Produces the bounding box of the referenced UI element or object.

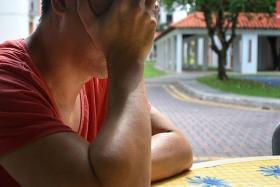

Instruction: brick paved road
[146,82,280,161]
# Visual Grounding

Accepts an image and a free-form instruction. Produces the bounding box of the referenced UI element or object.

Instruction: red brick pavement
[147,83,280,161]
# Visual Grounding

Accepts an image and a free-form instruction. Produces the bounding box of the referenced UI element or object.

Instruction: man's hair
[41,0,51,19]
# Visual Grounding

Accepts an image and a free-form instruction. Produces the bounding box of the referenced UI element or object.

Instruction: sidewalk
[146,72,280,110]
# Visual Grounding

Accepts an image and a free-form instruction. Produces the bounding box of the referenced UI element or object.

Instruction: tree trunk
[217,49,228,80]
[267,37,279,70]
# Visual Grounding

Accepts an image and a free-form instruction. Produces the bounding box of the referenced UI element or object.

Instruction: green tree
[162,0,276,80]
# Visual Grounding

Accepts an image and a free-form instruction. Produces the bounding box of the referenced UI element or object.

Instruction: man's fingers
[153,0,160,18]
[145,0,157,10]
[145,0,160,22]
[136,0,146,8]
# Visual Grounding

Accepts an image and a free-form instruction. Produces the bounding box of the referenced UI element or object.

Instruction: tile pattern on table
[152,160,280,187]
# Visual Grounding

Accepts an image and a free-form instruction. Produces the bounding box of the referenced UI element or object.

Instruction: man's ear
[50,0,67,16]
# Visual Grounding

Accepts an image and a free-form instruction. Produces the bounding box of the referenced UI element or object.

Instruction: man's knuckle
[142,12,157,27]
[142,11,151,21]
[150,17,157,26]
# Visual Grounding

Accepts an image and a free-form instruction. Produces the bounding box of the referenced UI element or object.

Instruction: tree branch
[202,6,220,54]
[225,13,239,49]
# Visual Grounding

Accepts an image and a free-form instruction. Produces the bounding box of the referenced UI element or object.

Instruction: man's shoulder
[0,39,50,105]
[0,39,31,70]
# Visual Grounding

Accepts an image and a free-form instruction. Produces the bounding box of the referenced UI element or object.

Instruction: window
[248,40,252,63]
[166,14,173,25]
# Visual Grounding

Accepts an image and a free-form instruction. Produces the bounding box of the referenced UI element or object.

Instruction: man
[0,0,193,186]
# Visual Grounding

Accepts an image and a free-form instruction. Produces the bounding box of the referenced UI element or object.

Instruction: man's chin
[93,71,108,79]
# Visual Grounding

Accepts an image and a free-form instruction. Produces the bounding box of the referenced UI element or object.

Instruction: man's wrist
[107,48,146,65]
[107,56,144,78]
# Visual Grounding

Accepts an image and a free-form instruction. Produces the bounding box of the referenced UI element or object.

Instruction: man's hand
[78,0,157,64]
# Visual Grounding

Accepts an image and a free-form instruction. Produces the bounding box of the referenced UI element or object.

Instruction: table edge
[191,156,280,170]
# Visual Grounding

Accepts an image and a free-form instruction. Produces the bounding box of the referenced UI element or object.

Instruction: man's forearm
[89,60,151,187]
[77,0,157,184]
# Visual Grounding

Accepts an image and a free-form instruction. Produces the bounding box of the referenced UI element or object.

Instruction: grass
[198,74,280,99]
[144,61,167,79]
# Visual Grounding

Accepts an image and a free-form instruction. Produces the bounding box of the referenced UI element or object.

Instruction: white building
[0,0,41,43]
[158,5,188,28]
[155,12,280,74]
[148,5,188,61]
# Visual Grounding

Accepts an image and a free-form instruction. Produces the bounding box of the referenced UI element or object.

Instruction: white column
[156,42,160,67]
[168,38,172,70]
[165,40,169,69]
[194,37,198,66]
[162,42,165,69]
[171,36,176,71]
[202,36,209,71]
[176,32,183,73]
[157,41,162,69]
[164,40,168,69]
[240,34,258,74]
[226,35,232,69]
[226,47,232,69]
[197,37,204,66]
[187,40,191,66]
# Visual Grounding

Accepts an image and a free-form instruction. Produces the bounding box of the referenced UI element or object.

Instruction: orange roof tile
[172,12,280,30]
[171,12,206,29]
[155,12,280,41]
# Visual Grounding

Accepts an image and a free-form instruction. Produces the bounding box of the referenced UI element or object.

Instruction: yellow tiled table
[152,156,280,187]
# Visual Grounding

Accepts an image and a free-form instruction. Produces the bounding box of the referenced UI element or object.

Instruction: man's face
[56,0,159,78]
[60,0,111,78]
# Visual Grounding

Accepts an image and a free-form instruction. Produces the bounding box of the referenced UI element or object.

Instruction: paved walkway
[146,73,280,162]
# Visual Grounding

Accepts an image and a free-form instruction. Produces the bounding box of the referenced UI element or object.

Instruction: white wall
[207,35,235,70]
[159,5,187,25]
[210,36,220,67]
[155,30,179,72]
[197,38,204,66]
[176,32,183,73]
[29,0,41,31]
[0,0,30,43]
[232,36,241,72]
[240,34,258,74]
[173,6,187,23]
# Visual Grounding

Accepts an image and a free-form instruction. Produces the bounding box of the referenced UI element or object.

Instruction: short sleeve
[0,65,73,157]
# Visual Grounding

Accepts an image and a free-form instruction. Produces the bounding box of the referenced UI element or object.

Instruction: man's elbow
[176,132,193,171]
[183,142,193,170]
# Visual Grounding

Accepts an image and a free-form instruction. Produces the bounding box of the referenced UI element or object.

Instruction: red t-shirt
[0,40,108,186]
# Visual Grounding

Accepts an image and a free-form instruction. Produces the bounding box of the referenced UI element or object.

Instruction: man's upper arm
[0,133,100,187]
[0,67,100,187]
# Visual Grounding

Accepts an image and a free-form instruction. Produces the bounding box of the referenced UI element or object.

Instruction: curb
[177,80,280,111]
